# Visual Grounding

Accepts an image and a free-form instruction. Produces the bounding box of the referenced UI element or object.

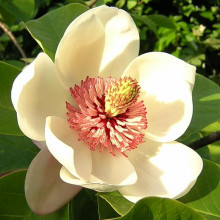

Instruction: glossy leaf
[0,0,36,22]
[0,61,21,109]
[197,143,220,165]
[98,196,120,220]
[112,197,205,220]
[0,170,69,220]
[0,5,16,26]
[98,191,133,216]
[148,14,176,29]
[0,106,23,135]
[181,74,220,140]
[25,3,89,60]
[196,121,220,164]
[0,134,39,173]
[132,14,158,37]
[69,189,98,220]
[179,159,220,220]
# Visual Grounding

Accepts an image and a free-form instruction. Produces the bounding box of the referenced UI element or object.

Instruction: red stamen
[66,76,147,156]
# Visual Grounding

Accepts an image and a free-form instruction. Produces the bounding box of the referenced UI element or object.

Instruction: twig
[0,21,27,59]
[188,131,220,150]
[87,0,98,8]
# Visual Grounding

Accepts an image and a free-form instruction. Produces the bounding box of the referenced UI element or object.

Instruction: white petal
[55,8,105,89]
[11,53,71,141]
[95,6,139,78]
[123,52,195,142]
[119,140,203,202]
[123,52,196,89]
[25,148,82,215]
[91,149,137,185]
[60,166,117,191]
[45,116,92,182]
[55,6,139,88]
[60,149,137,191]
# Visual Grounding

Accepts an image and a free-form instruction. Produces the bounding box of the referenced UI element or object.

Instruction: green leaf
[155,29,176,51]
[0,0,36,22]
[127,0,137,10]
[182,74,220,140]
[116,0,126,8]
[69,189,98,220]
[0,170,69,219]
[200,11,215,21]
[148,14,176,29]
[0,106,23,136]
[179,159,220,220]
[0,5,16,26]
[98,191,133,216]
[204,38,220,50]
[0,64,23,136]
[0,134,39,173]
[132,14,158,37]
[197,143,220,165]
[0,61,21,109]
[195,121,220,164]
[113,197,205,220]
[24,3,89,60]
[97,196,119,220]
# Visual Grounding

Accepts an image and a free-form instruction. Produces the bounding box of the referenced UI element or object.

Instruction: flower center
[66,76,147,156]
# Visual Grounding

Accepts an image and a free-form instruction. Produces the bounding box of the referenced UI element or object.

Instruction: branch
[188,131,220,150]
[0,21,27,59]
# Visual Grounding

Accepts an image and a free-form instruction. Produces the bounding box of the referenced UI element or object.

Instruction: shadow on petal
[99,40,139,79]
[25,148,82,215]
[140,83,192,142]
[119,140,202,203]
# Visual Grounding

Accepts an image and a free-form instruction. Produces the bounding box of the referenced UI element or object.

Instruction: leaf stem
[189,131,220,150]
[0,21,27,59]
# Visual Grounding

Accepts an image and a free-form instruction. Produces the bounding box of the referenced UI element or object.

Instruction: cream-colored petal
[55,9,105,89]
[25,148,82,215]
[123,52,196,89]
[143,80,193,142]
[11,53,71,141]
[91,149,137,185]
[94,6,139,78]
[60,165,134,192]
[60,149,137,191]
[123,53,195,142]
[119,140,203,202]
[45,116,92,182]
[55,6,139,89]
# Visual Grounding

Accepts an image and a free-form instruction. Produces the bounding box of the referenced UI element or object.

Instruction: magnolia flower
[11,5,203,215]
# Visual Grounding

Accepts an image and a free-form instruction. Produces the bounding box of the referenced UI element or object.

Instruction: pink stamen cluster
[66,76,147,156]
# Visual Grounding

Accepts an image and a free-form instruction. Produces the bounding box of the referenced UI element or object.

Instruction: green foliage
[113,198,205,220]
[24,3,89,60]
[0,62,21,109]
[181,74,220,140]
[0,0,36,24]
[98,191,133,215]
[179,159,220,220]
[70,189,99,220]
[0,134,39,173]
[0,170,69,220]
[0,62,23,135]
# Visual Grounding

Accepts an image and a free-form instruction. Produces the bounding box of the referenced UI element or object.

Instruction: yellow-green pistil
[105,77,140,117]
